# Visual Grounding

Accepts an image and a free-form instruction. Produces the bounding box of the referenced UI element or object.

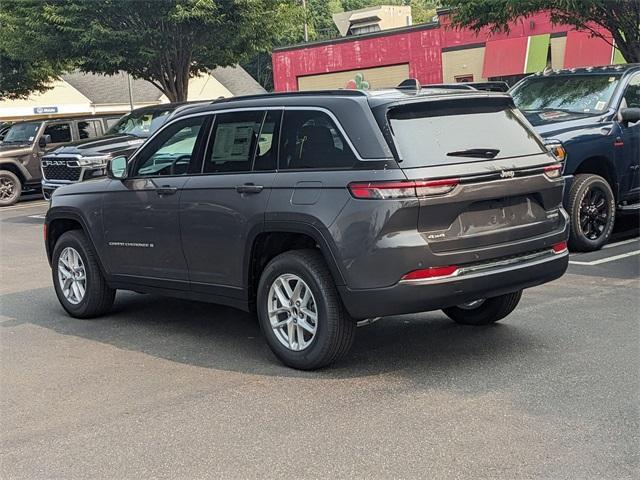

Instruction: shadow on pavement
[1,286,544,384]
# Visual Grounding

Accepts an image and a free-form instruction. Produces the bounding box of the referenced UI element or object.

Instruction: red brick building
[272,10,624,92]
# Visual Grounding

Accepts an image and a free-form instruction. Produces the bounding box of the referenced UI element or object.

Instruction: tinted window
[622,74,640,109]
[44,123,72,143]
[77,120,102,139]
[203,111,264,174]
[133,116,205,177]
[1,122,41,145]
[388,102,545,168]
[279,110,357,170]
[254,110,281,171]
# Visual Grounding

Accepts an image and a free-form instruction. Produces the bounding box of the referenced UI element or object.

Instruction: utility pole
[302,0,309,42]
[127,72,134,111]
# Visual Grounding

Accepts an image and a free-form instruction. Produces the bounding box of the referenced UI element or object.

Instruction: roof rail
[208,89,368,105]
[397,78,421,92]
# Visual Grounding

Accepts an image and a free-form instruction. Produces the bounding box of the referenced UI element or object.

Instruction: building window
[455,75,474,83]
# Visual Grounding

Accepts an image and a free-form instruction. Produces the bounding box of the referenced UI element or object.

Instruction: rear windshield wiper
[446,148,500,159]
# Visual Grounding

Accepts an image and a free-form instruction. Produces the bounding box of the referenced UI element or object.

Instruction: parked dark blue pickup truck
[510,64,640,251]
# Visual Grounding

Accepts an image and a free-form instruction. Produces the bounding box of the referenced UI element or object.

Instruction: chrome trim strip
[399,248,566,286]
[126,105,368,169]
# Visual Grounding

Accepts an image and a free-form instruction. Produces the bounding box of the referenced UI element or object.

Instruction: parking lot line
[602,238,639,249]
[569,250,640,266]
[0,201,49,212]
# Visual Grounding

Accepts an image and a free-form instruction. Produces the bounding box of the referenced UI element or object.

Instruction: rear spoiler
[399,78,510,93]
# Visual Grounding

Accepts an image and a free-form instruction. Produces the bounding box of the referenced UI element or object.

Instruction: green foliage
[0,0,72,100]
[1,0,292,102]
[442,0,639,63]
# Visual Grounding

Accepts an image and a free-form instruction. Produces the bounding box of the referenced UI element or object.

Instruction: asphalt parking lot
[1,197,638,479]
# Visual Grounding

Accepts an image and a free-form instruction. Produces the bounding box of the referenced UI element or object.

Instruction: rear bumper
[338,248,569,319]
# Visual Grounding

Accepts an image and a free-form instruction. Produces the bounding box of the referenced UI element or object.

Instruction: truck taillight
[43,224,47,242]
[348,178,459,199]
[544,164,562,179]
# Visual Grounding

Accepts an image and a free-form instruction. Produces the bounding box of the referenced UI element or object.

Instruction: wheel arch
[573,156,619,200]
[45,209,106,275]
[0,162,27,185]
[245,222,346,308]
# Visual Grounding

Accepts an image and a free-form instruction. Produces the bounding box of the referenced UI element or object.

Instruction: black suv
[45,86,569,369]
[510,64,640,251]
[41,103,194,200]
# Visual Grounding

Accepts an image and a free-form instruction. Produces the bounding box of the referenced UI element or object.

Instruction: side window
[133,116,206,177]
[254,110,282,171]
[622,74,640,109]
[105,117,120,129]
[44,123,72,144]
[203,111,264,174]
[279,110,357,170]
[77,120,102,139]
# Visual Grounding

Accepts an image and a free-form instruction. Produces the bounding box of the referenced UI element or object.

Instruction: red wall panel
[272,11,585,92]
[564,30,613,68]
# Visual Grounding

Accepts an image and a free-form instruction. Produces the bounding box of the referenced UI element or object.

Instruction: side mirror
[107,156,128,180]
[619,107,640,125]
[38,134,52,148]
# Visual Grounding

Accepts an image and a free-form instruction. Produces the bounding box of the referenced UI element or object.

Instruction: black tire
[52,230,115,319]
[257,249,356,370]
[442,291,522,326]
[0,170,22,207]
[567,174,615,252]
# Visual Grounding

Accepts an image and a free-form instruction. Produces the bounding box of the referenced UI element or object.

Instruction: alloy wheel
[579,186,609,241]
[57,247,87,305]
[267,273,318,351]
[0,175,17,202]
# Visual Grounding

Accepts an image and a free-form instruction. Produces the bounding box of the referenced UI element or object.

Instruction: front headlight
[77,155,110,167]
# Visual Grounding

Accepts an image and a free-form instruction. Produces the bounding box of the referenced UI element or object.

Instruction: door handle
[236,184,264,194]
[156,186,178,196]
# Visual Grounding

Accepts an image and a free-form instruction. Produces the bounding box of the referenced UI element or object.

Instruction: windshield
[1,122,41,145]
[105,108,173,138]
[511,74,621,116]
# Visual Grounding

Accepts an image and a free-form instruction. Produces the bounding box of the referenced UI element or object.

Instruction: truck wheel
[52,230,115,319]
[442,291,522,325]
[567,174,615,252]
[0,170,22,207]
[257,249,355,370]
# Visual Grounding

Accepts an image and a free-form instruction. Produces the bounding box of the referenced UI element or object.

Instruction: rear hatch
[379,94,564,257]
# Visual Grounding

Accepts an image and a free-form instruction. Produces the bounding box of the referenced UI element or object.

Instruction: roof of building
[62,72,162,105]
[62,65,265,106]
[209,65,266,97]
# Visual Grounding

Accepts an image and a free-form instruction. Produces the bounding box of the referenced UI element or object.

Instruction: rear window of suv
[387,100,546,168]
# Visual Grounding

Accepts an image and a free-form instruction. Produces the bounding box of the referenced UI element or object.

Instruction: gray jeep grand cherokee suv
[45,86,569,369]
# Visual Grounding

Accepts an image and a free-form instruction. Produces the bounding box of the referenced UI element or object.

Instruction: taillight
[43,224,47,242]
[544,164,562,179]
[348,178,459,199]
[552,241,568,254]
[401,265,459,281]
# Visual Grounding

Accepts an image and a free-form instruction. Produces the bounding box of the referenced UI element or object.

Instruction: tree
[0,1,71,100]
[442,0,640,64]
[1,0,291,102]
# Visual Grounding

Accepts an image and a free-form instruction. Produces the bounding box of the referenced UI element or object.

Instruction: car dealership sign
[33,106,59,114]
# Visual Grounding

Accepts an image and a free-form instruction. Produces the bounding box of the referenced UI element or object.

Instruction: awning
[564,30,615,68]
[483,34,551,78]
[483,37,528,78]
